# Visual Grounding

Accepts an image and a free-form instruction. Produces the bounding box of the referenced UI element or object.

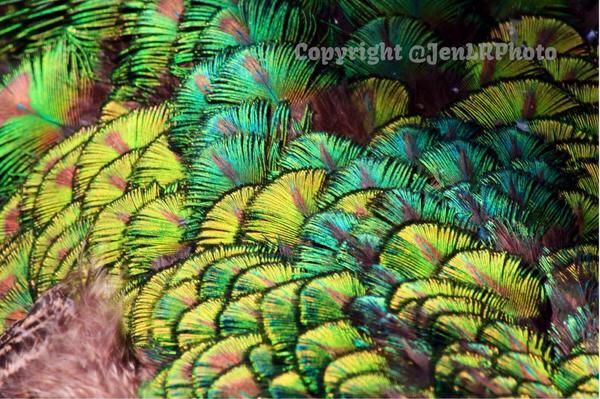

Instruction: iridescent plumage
[0,0,597,397]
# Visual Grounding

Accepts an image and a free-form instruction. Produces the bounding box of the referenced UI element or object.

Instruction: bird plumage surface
[0,270,155,397]
[0,0,597,397]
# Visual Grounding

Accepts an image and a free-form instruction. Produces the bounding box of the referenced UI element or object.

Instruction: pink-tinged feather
[403,133,418,162]
[206,350,245,370]
[243,55,271,91]
[194,74,212,95]
[517,359,551,385]
[324,220,350,242]
[233,206,244,224]
[4,309,26,329]
[290,185,309,215]
[55,165,76,188]
[506,330,527,352]
[157,0,184,22]
[463,262,509,297]
[212,153,240,184]
[0,73,31,126]
[217,118,239,136]
[256,275,276,287]
[219,16,251,44]
[104,132,130,155]
[319,143,336,170]
[182,362,193,381]
[160,209,183,226]
[151,245,191,271]
[108,174,127,192]
[354,206,369,217]
[359,166,375,188]
[215,374,261,399]
[42,156,60,173]
[398,196,421,220]
[180,296,196,307]
[414,235,441,265]
[4,207,20,237]
[57,248,71,262]
[323,287,351,305]
[117,212,131,223]
[198,318,216,328]
[0,275,16,297]
[42,129,64,148]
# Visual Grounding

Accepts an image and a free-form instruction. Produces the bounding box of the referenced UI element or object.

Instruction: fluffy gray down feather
[0,270,154,397]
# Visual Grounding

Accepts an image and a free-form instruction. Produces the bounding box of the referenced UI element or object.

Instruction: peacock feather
[0,0,597,397]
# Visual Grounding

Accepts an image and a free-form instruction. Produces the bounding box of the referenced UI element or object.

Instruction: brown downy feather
[0,269,154,398]
[310,83,371,146]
